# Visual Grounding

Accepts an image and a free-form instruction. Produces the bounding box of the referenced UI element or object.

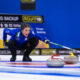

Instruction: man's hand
[44,39,50,44]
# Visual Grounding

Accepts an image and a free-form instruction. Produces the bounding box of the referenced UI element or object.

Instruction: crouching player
[3,23,49,62]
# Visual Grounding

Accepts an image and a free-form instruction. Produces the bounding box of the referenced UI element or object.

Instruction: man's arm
[3,28,20,44]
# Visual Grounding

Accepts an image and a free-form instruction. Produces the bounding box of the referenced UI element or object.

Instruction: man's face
[22,27,30,37]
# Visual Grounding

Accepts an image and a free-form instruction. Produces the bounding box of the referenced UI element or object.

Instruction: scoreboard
[21,0,36,10]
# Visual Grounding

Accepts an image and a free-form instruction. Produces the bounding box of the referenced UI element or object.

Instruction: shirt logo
[25,38,27,41]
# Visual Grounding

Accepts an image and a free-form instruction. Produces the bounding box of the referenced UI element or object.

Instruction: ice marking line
[0,71,80,77]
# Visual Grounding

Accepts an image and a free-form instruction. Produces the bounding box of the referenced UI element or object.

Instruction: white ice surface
[0,55,80,80]
[0,55,51,61]
[0,72,80,80]
[0,55,80,61]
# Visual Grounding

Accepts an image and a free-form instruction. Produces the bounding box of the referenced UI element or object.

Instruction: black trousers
[7,37,39,57]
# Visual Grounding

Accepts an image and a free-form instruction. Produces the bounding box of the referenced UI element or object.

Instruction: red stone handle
[51,54,60,59]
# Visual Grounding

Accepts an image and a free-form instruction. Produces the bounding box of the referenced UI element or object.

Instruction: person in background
[3,23,49,61]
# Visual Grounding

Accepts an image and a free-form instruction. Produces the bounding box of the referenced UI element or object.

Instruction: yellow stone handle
[69,52,75,57]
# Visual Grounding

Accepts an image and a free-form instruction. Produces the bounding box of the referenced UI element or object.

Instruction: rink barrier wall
[0,48,80,55]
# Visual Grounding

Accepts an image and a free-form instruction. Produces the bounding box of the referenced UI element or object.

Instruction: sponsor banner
[57,48,80,55]
[0,48,80,55]
[22,15,43,23]
[0,49,40,55]
[0,15,22,22]
[0,22,21,28]
[0,49,57,55]
[0,15,43,24]
[42,49,57,55]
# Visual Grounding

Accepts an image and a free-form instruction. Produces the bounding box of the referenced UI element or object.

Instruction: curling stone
[64,52,79,64]
[47,54,64,68]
